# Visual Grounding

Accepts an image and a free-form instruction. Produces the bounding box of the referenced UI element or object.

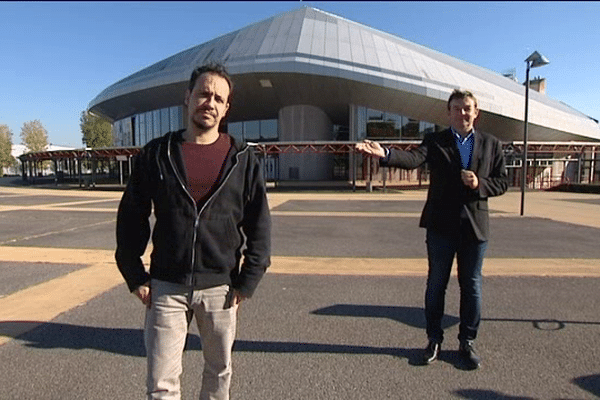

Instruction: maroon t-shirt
[182,133,232,206]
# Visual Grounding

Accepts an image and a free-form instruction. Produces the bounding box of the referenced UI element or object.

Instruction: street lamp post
[520,51,549,216]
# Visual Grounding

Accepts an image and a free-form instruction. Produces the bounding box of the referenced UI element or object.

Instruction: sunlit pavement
[0,179,599,399]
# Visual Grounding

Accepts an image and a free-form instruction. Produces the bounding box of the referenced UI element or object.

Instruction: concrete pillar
[278,105,333,181]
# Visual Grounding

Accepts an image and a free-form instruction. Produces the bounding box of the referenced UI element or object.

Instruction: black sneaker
[422,341,441,365]
[459,341,481,370]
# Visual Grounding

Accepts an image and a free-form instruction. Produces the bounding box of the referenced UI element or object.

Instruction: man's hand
[355,140,386,159]
[232,290,247,307]
[134,284,151,307]
[461,169,479,189]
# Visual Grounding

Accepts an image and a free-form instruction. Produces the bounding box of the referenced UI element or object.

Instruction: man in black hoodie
[115,63,271,400]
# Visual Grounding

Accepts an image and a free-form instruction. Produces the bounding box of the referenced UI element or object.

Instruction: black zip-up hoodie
[115,129,271,297]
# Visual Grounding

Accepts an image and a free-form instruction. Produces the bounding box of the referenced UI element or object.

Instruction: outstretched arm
[357,138,428,170]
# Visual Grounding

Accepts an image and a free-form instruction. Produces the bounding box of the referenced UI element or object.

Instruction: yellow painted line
[482,258,600,277]
[0,205,118,213]
[0,262,124,345]
[270,256,428,275]
[1,247,598,346]
[0,220,115,246]
[28,207,117,213]
[0,246,153,346]
[0,187,123,199]
[271,211,422,217]
[1,208,116,214]
[0,188,123,213]
[0,246,117,264]
[269,256,600,277]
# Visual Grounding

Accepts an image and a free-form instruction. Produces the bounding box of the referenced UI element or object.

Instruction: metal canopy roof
[88,7,600,143]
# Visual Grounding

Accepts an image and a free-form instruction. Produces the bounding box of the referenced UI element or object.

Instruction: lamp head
[525,51,550,68]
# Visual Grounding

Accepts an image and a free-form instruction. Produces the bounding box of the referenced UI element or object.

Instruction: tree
[80,111,112,148]
[20,119,49,152]
[0,124,16,177]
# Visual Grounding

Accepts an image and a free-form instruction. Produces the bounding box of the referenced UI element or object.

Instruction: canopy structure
[89,7,600,143]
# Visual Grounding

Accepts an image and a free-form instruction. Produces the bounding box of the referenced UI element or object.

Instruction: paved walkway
[0,180,599,399]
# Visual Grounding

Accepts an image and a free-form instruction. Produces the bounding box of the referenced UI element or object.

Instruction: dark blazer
[381,129,508,241]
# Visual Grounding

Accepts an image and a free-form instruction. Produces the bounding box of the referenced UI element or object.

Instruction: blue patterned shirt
[452,127,474,170]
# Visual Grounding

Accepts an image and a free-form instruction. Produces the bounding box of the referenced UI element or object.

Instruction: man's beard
[191,112,217,132]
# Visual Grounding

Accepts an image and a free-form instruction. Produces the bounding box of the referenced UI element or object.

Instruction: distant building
[528,77,547,95]
[6,144,75,176]
[88,6,600,182]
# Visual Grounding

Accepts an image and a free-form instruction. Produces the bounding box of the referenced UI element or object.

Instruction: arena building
[53,7,600,185]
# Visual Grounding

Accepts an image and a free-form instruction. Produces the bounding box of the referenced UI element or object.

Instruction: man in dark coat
[356,89,508,370]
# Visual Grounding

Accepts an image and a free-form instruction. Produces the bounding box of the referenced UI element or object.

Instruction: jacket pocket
[198,217,241,269]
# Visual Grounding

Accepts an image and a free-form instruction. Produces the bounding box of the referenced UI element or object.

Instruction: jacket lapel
[471,131,482,172]
[169,130,190,188]
[442,129,462,169]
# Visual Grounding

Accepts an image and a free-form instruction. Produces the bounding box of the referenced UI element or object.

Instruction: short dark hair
[187,63,234,103]
[447,89,478,110]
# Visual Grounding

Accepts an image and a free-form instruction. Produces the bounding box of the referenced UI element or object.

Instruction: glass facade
[111,103,440,187]
[366,108,436,140]
[110,102,439,189]
[112,101,441,149]
[113,108,279,148]
[114,105,184,147]
[228,119,278,142]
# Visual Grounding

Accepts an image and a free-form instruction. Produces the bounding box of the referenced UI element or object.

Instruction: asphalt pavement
[0,177,599,399]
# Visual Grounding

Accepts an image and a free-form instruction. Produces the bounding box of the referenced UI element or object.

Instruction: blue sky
[1,1,599,148]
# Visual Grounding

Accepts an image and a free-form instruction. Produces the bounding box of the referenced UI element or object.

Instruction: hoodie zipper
[166,132,249,286]
[156,143,164,181]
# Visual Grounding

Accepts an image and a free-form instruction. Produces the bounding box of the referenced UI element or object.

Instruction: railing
[17,141,599,189]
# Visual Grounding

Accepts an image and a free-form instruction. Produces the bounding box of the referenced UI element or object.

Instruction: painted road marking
[2,246,599,346]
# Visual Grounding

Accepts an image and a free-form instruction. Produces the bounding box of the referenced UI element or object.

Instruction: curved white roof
[89,7,600,142]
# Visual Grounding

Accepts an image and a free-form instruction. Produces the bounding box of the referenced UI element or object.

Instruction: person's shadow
[1,308,445,361]
[311,304,460,366]
[572,374,600,397]
[1,321,147,356]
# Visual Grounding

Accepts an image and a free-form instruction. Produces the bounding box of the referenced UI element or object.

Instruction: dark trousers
[425,225,488,344]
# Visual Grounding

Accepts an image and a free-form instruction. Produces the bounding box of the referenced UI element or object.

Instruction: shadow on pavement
[572,374,600,397]
[454,378,600,400]
[311,304,459,330]
[454,389,536,399]
[1,321,420,361]
[2,321,146,356]
[311,304,600,331]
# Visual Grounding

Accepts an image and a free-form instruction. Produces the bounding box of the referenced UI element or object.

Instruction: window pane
[170,106,182,132]
[123,118,133,146]
[138,113,146,145]
[228,122,243,142]
[367,109,384,122]
[112,120,121,147]
[153,110,161,139]
[260,119,278,140]
[244,120,260,140]
[161,108,170,134]
[134,116,140,146]
[420,121,435,137]
[366,109,400,138]
[146,112,153,141]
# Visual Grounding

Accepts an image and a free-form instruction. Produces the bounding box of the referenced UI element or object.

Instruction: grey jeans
[145,280,238,400]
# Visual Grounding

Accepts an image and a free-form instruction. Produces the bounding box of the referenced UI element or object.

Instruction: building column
[278,105,333,181]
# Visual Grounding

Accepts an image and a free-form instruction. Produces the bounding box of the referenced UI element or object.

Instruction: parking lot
[0,180,599,399]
